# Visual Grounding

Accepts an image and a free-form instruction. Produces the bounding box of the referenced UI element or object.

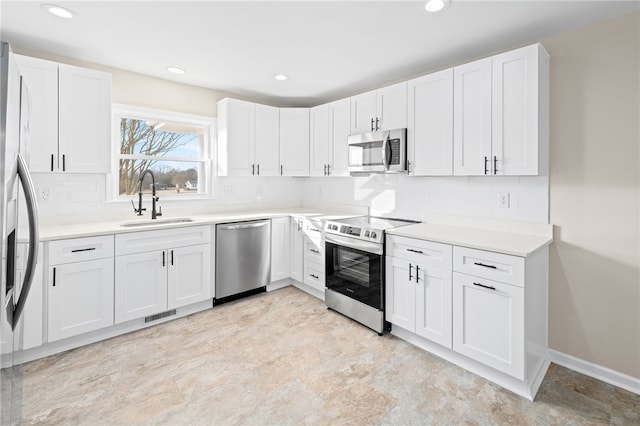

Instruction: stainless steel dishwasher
[215,219,271,301]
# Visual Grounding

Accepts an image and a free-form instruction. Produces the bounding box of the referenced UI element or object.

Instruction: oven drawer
[453,246,524,287]
[303,260,325,291]
[386,235,452,269]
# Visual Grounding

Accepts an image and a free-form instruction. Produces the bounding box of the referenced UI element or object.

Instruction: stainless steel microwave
[347,128,407,175]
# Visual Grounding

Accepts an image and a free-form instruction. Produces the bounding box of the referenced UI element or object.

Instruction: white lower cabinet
[302,220,325,292]
[271,217,291,282]
[115,251,167,323]
[386,243,452,348]
[386,234,549,399]
[289,217,304,282]
[167,244,211,309]
[452,271,524,379]
[47,236,115,342]
[115,226,211,324]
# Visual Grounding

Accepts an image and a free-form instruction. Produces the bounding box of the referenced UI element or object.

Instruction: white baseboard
[549,349,640,395]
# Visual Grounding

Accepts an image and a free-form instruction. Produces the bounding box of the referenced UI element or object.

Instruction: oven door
[325,235,384,310]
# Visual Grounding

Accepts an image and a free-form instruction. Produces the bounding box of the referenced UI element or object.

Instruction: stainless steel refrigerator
[0,41,40,425]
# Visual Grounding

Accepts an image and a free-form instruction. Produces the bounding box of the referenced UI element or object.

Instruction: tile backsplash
[33,172,549,225]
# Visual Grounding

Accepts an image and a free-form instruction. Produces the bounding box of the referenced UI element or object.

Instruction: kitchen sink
[120,217,194,228]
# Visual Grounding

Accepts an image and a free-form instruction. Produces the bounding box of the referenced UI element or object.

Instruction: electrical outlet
[223,185,233,195]
[38,188,51,202]
[498,192,510,208]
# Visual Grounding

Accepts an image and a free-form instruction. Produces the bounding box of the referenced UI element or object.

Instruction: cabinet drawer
[49,235,114,265]
[303,220,323,241]
[303,260,325,291]
[453,246,524,287]
[386,235,452,269]
[304,237,324,263]
[116,225,210,255]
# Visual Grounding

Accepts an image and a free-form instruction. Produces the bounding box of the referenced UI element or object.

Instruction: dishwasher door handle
[218,221,270,231]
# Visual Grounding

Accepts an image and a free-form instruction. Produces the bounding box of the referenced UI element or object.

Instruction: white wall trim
[549,349,640,395]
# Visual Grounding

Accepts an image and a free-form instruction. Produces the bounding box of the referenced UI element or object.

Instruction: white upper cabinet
[453,57,493,176]
[309,97,350,177]
[279,108,310,176]
[350,90,377,134]
[454,44,549,176]
[17,56,111,173]
[407,69,454,176]
[310,104,330,177]
[254,103,280,176]
[492,44,548,175]
[350,81,407,134]
[217,98,279,176]
[329,98,351,177]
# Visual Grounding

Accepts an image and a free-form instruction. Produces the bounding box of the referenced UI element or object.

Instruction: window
[113,105,214,199]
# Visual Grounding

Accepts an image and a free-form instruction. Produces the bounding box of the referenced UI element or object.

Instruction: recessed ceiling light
[273,74,288,81]
[167,67,185,74]
[424,0,450,13]
[41,4,76,19]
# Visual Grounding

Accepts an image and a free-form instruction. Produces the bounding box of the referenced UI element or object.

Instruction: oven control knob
[364,231,370,237]
[370,231,377,239]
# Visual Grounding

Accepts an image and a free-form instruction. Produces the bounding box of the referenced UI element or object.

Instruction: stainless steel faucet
[132,169,163,219]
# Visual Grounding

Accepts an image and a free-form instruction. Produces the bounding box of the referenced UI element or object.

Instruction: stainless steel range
[324,216,417,334]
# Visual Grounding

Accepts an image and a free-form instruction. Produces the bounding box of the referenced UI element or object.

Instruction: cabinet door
[415,265,452,348]
[328,98,350,177]
[254,103,280,176]
[452,272,524,379]
[377,81,407,131]
[289,218,304,282]
[58,64,111,173]
[385,257,415,332]
[21,243,44,350]
[310,104,330,176]
[453,58,492,176]
[270,217,291,281]
[167,244,211,309]
[492,44,540,175]
[218,98,254,176]
[350,90,377,134]
[15,55,59,172]
[279,108,310,176]
[408,69,453,176]
[115,251,167,323]
[48,258,114,342]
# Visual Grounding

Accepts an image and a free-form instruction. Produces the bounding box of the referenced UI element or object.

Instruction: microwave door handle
[382,133,391,170]
[11,154,39,330]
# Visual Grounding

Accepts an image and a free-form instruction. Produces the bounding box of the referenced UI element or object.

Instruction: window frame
[110,104,215,201]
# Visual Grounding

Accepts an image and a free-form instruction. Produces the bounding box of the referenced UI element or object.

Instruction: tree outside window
[113,105,213,199]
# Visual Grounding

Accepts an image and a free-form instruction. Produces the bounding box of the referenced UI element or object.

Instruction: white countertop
[386,222,553,257]
[38,208,362,241]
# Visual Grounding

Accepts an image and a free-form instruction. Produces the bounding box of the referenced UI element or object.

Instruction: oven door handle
[325,233,383,255]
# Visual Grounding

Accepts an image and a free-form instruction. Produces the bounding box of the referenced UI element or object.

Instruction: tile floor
[16,286,640,425]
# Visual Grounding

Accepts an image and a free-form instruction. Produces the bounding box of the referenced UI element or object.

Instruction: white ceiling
[1,1,638,107]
